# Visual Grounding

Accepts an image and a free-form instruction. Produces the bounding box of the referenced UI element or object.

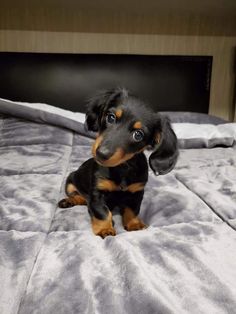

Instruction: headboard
[0,52,212,113]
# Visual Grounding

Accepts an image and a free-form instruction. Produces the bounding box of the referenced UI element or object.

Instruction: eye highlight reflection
[106,113,116,124]
[133,129,144,142]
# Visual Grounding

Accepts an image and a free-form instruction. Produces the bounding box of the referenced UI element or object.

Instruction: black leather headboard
[0,52,212,113]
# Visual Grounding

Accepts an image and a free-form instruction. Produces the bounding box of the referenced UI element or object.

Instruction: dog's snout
[96,146,111,161]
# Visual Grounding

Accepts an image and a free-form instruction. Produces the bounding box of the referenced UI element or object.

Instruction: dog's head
[85,87,178,174]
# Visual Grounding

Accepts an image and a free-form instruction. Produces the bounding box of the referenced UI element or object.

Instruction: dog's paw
[125,219,148,232]
[58,198,74,208]
[96,227,116,239]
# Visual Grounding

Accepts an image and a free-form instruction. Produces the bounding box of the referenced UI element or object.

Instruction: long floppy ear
[149,115,178,175]
[85,87,128,132]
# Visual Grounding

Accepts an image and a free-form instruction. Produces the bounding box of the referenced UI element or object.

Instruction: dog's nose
[96,146,111,161]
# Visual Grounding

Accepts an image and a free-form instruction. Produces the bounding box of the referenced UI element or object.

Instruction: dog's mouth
[92,135,134,167]
[95,148,134,167]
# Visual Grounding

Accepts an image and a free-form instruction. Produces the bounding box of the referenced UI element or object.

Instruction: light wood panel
[0,30,235,120]
[0,8,236,36]
[0,30,236,120]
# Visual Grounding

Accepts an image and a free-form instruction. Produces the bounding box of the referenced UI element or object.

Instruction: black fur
[58,88,178,237]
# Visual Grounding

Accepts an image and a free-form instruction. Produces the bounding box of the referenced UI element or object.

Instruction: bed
[0,52,236,314]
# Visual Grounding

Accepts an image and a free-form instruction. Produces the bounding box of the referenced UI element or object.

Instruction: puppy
[58,88,178,238]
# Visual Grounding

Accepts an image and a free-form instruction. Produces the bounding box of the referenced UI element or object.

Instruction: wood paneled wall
[0,7,236,36]
[0,7,235,120]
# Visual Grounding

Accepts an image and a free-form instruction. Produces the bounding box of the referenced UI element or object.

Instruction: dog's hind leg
[58,183,87,208]
[58,192,87,208]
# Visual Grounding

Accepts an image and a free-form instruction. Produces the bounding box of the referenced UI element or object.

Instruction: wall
[0,7,235,120]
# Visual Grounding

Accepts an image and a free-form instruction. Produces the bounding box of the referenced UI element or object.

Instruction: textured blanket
[0,104,236,314]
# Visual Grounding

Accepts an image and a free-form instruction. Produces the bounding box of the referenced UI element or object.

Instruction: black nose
[96,146,111,161]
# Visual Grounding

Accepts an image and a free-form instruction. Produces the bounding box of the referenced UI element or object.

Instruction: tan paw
[96,227,116,239]
[125,219,148,232]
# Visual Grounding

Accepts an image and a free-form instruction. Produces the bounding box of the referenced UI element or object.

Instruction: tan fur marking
[92,211,116,237]
[97,179,119,192]
[66,183,78,195]
[122,207,139,226]
[126,182,145,193]
[92,134,103,157]
[115,109,123,119]
[97,148,134,167]
[93,138,147,167]
[122,207,147,231]
[58,194,87,208]
[111,146,149,166]
[133,121,142,129]
[68,195,87,205]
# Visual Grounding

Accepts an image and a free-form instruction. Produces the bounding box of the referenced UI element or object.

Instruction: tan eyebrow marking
[115,109,123,119]
[133,121,142,129]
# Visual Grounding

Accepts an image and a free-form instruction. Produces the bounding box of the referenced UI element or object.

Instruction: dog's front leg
[122,191,147,232]
[88,192,116,238]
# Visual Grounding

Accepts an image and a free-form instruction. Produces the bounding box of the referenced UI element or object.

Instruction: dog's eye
[133,130,144,142]
[106,113,116,124]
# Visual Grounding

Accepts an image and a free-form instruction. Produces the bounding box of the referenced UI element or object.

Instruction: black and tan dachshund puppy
[58,88,178,238]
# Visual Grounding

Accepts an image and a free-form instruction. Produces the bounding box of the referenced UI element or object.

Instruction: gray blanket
[0,106,236,314]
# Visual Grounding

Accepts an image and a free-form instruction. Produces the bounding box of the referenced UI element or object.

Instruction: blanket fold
[0,102,236,314]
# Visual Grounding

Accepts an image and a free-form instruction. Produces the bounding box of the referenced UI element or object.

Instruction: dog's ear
[85,87,128,132]
[149,114,178,175]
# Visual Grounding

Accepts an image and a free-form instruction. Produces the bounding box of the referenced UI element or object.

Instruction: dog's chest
[96,153,148,195]
[112,175,131,192]
[99,160,147,192]
[112,166,133,187]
